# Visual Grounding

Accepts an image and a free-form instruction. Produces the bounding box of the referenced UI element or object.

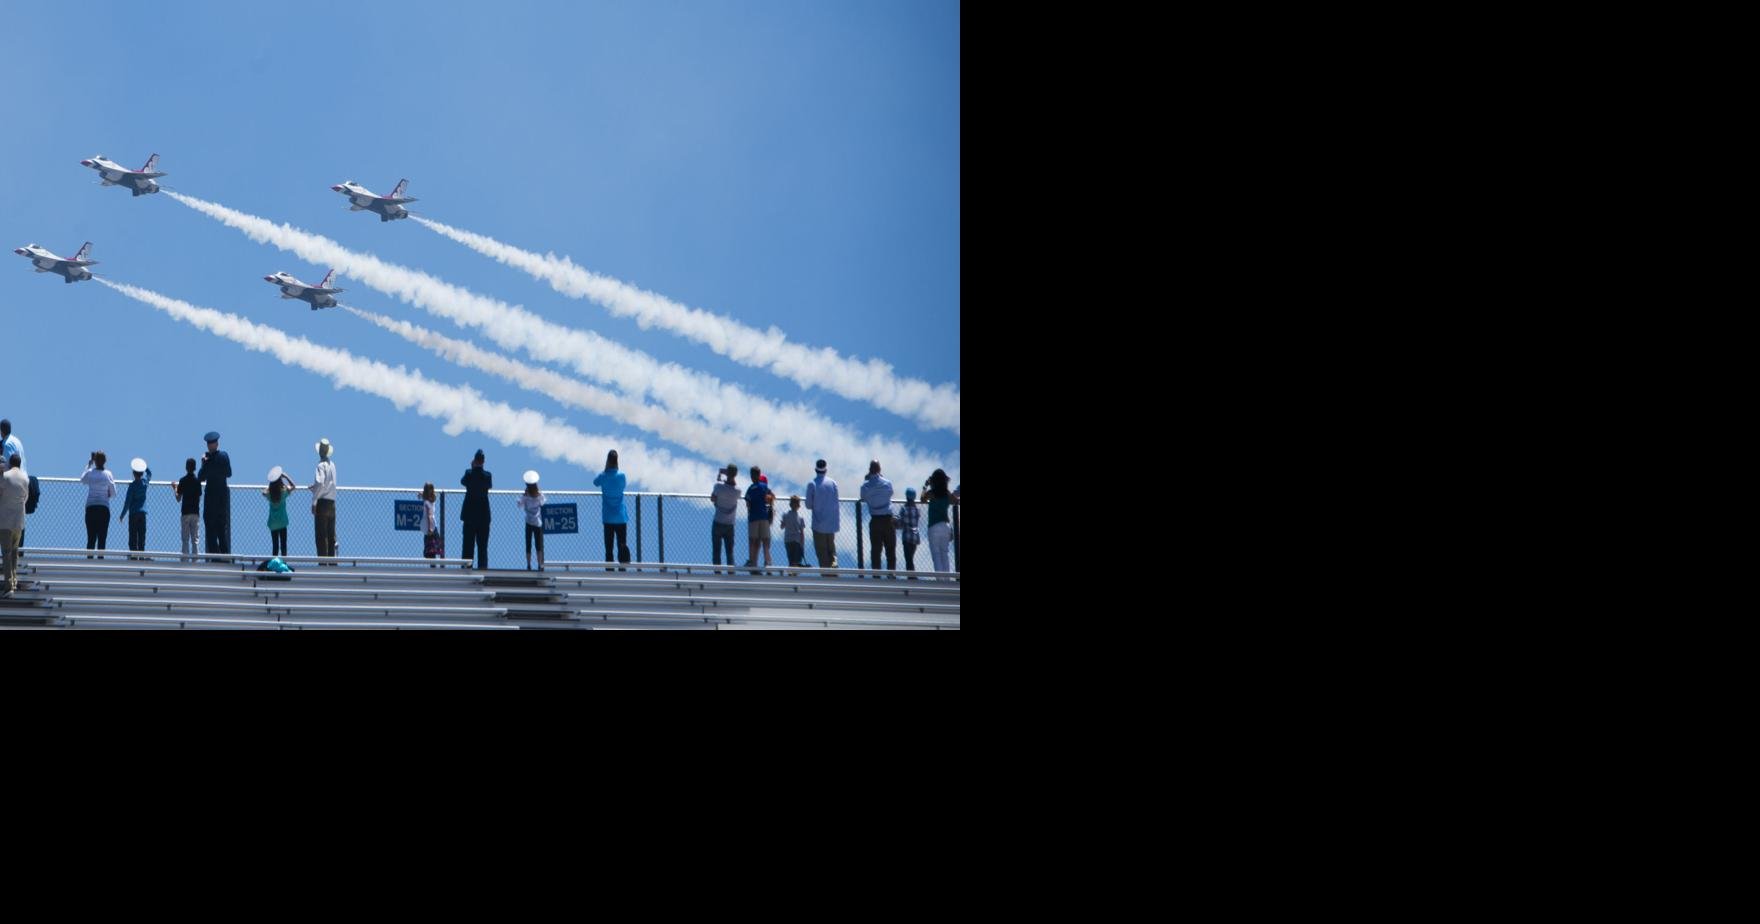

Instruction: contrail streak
[95,278,719,495]
[164,191,958,486]
[340,305,811,495]
[412,215,961,434]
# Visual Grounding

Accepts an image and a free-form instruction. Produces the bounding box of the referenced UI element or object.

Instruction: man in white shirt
[311,438,338,560]
[1,454,28,596]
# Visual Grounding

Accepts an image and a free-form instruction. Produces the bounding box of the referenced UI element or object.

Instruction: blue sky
[0,0,959,495]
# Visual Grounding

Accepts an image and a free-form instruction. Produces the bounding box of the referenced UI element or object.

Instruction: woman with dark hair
[421,482,441,565]
[264,468,296,558]
[924,468,954,577]
[593,449,630,571]
[81,450,116,557]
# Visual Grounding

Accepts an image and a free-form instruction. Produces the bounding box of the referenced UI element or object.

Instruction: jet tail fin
[140,153,159,174]
[318,268,337,289]
[390,178,409,200]
[72,242,92,263]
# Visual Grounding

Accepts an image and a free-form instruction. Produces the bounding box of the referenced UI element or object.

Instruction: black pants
[461,520,490,569]
[128,512,147,552]
[903,541,918,572]
[711,522,735,566]
[524,523,544,564]
[868,515,897,571]
[785,540,805,567]
[270,528,288,557]
[603,523,630,569]
[85,505,109,554]
[204,504,230,554]
[314,498,336,557]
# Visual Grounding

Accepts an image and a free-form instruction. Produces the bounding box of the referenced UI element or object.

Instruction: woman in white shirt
[421,482,441,566]
[516,470,546,571]
[81,450,116,557]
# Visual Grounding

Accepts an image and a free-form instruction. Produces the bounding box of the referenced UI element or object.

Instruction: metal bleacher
[0,547,960,630]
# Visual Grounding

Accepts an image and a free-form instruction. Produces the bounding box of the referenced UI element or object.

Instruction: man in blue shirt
[197,431,232,557]
[592,449,630,571]
[0,419,23,473]
[860,460,896,573]
[803,459,840,575]
[743,465,775,572]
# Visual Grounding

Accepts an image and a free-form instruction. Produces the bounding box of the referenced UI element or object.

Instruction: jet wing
[311,287,346,295]
[376,196,418,204]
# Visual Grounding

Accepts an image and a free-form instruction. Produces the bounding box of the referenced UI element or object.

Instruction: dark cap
[815,459,827,473]
[473,448,485,461]
[204,431,221,443]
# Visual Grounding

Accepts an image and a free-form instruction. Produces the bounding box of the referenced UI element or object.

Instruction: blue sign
[394,499,425,531]
[541,502,578,534]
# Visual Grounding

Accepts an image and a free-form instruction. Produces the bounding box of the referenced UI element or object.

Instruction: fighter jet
[264,269,345,309]
[80,153,166,196]
[14,242,98,283]
[331,178,417,222]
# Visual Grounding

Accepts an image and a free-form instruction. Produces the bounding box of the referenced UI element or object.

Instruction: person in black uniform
[197,430,233,557]
[459,448,492,569]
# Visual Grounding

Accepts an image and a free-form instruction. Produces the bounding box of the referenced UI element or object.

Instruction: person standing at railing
[81,450,116,558]
[804,459,840,576]
[421,482,442,565]
[593,450,630,571]
[174,458,201,561]
[924,468,954,578]
[780,495,806,568]
[0,419,24,472]
[310,438,338,561]
[264,468,295,558]
[861,460,897,573]
[743,465,775,573]
[898,487,922,577]
[198,431,232,556]
[459,449,492,570]
[710,464,740,573]
[518,470,547,572]
[120,458,152,557]
[1,453,27,597]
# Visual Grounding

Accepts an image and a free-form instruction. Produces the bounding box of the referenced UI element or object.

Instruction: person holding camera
[593,450,631,571]
[197,431,232,556]
[710,463,740,572]
[81,450,116,557]
[459,449,492,569]
[923,468,955,578]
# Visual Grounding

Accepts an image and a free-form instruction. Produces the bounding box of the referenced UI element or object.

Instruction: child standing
[120,458,152,557]
[517,470,546,571]
[898,487,922,577]
[174,458,201,561]
[780,494,807,568]
[421,482,441,565]
[264,468,295,558]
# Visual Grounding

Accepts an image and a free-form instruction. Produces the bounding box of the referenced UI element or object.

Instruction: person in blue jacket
[120,458,152,557]
[593,449,631,571]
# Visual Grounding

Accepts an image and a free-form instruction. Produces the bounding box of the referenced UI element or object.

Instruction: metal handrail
[31,475,954,504]
[19,546,471,567]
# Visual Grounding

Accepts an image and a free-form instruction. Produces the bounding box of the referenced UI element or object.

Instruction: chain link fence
[21,476,960,571]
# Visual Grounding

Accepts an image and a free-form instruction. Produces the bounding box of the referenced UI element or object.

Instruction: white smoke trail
[95,278,717,495]
[411,216,961,435]
[165,191,958,486]
[341,305,814,495]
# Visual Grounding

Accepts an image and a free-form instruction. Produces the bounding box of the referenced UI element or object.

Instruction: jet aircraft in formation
[13,241,97,283]
[20,155,417,299]
[80,153,166,196]
[331,178,417,222]
[264,269,345,309]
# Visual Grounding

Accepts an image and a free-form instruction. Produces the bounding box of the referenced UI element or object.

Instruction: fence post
[854,500,863,572]
[951,504,960,572]
[635,494,643,563]
[440,492,447,554]
[656,494,665,568]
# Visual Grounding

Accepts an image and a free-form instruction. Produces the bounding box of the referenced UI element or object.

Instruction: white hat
[130,457,148,474]
[523,470,540,485]
[315,438,334,457]
[267,465,284,482]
